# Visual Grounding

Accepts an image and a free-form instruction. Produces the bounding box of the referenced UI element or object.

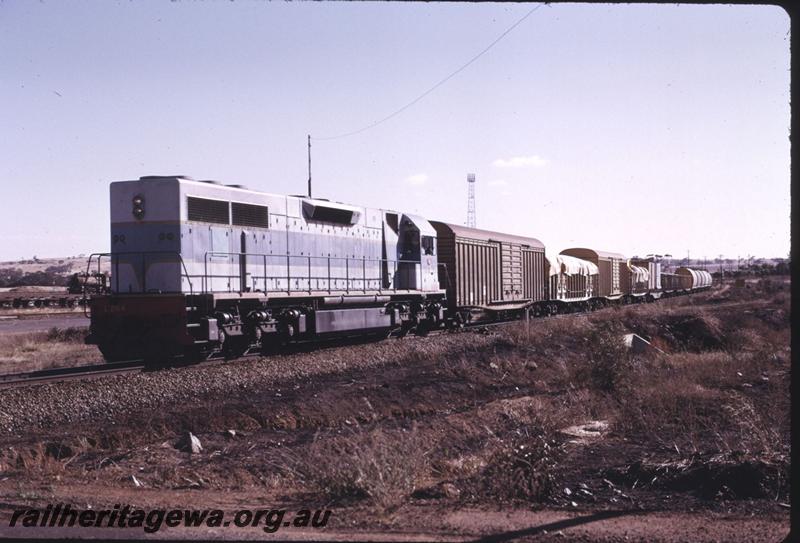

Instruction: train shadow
[471,509,647,543]
[259,331,393,357]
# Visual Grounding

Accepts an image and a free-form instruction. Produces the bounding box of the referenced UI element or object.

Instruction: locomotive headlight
[132,194,145,219]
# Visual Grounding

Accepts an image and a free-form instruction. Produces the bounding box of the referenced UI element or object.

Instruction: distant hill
[0,256,110,288]
[0,256,90,274]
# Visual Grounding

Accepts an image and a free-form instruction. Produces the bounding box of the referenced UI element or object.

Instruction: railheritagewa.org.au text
[9,504,331,533]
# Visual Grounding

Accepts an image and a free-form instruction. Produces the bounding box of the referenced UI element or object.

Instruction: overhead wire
[312,4,543,141]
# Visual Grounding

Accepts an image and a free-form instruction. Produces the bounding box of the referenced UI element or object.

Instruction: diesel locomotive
[84,175,711,363]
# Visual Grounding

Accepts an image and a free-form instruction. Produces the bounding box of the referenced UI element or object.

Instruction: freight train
[0,272,108,310]
[84,176,712,364]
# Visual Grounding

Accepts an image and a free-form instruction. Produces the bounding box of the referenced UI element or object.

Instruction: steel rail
[0,360,145,388]
[0,286,733,388]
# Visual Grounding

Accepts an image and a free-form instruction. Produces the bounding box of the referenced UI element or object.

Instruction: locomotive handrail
[201,252,429,295]
[437,263,451,291]
[82,253,104,317]
[84,250,439,298]
[84,251,194,298]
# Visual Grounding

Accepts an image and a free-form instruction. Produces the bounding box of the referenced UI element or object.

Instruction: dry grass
[287,426,428,510]
[606,450,789,500]
[0,441,79,476]
[595,285,791,500]
[615,351,786,453]
[570,325,633,393]
[476,430,563,503]
[0,279,789,509]
[491,282,791,502]
[0,327,101,375]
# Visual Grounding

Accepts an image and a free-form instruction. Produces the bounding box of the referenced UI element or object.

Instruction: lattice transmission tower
[467,173,476,228]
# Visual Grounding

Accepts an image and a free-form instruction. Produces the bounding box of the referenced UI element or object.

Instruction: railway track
[0,310,602,388]
[0,287,747,389]
[0,360,145,388]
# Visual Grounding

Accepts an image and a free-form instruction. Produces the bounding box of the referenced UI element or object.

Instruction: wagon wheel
[414,321,431,336]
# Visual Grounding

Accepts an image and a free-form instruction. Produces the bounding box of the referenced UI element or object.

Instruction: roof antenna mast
[307,134,312,198]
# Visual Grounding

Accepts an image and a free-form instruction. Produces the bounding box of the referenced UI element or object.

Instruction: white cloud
[492,155,549,169]
[405,173,428,185]
[487,179,508,186]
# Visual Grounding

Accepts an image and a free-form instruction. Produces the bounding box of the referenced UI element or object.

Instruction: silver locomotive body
[87,176,445,362]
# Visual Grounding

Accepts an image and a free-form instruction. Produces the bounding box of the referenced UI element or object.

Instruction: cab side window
[401,231,419,258]
[421,235,435,256]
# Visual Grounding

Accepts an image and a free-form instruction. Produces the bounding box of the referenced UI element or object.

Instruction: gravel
[0,332,499,436]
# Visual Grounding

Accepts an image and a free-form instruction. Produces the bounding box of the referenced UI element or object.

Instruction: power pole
[467,173,476,228]
[307,134,312,198]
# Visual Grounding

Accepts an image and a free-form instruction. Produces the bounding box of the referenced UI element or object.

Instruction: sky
[0,1,791,261]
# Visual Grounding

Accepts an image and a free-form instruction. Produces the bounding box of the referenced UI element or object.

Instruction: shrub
[293,427,427,510]
[479,431,562,502]
[571,326,632,393]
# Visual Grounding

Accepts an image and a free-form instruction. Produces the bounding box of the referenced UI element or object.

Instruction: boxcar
[660,272,687,292]
[560,248,626,298]
[431,222,546,314]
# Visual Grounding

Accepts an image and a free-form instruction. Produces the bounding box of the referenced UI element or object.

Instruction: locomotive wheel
[414,321,431,336]
[173,346,206,366]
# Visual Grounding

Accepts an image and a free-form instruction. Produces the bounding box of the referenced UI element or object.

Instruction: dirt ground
[0,277,790,541]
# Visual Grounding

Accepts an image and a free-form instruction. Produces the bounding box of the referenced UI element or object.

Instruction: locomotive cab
[397,214,440,291]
